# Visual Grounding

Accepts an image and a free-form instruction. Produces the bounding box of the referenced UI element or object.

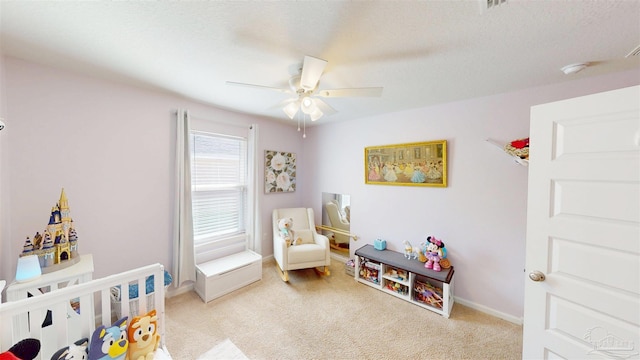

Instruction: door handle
[529,271,546,282]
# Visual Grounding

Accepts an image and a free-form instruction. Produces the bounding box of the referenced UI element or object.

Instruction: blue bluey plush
[88,317,128,360]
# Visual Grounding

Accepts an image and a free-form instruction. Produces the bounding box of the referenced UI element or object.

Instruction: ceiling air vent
[480,0,507,13]
[625,45,640,58]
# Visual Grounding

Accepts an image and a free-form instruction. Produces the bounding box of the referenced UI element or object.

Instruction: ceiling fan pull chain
[303,113,307,139]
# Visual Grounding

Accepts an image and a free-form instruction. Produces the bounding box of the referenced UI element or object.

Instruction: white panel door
[523,86,640,359]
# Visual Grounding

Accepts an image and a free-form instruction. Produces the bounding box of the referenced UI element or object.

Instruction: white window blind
[190,131,247,246]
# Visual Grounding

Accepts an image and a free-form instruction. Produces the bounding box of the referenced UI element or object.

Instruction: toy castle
[19,188,80,272]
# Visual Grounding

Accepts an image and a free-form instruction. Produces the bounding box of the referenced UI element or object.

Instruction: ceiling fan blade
[300,56,327,91]
[316,87,383,98]
[226,81,292,94]
[313,98,337,116]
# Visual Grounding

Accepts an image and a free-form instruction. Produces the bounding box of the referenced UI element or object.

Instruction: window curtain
[173,109,196,287]
[247,124,261,254]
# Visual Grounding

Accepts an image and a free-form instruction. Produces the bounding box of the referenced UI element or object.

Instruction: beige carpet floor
[164,260,523,359]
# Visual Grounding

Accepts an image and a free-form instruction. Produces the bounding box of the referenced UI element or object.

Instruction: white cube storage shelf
[195,250,262,303]
[354,244,455,318]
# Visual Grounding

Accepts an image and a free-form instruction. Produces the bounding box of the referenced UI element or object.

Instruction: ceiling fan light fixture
[301,96,319,115]
[310,108,323,121]
[283,101,300,119]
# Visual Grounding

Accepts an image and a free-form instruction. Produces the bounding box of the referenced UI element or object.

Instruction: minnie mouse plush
[424,236,446,272]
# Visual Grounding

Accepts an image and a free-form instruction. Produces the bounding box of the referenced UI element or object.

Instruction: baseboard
[166,283,194,298]
[454,296,523,325]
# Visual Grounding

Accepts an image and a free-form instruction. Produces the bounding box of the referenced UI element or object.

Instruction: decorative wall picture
[365,140,447,187]
[265,150,296,193]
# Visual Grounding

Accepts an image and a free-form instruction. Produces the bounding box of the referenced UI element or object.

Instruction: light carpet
[196,339,249,360]
[166,260,523,359]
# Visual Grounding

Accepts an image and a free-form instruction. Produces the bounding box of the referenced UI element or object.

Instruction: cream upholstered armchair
[273,208,331,282]
[325,200,350,246]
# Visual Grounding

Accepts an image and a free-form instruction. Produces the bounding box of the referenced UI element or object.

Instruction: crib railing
[0,263,165,360]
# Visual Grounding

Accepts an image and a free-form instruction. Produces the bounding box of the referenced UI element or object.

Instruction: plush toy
[126,310,160,360]
[89,317,128,360]
[51,338,89,360]
[416,242,428,262]
[0,338,40,360]
[424,236,446,272]
[278,218,301,247]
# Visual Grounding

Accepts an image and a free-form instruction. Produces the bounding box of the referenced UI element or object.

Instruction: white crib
[0,263,170,360]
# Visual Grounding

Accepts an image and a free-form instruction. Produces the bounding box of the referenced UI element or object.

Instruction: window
[190,131,247,247]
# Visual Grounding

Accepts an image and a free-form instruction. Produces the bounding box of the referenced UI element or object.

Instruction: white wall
[0,54,10,283]
[302,69,640,321]
[3,55,638,320]
[0,57,305,281]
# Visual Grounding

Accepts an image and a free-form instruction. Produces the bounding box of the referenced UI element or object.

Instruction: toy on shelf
[504,137,529,160]
[414,279,443,309]
[424,236,448,272]
[402,240,418,260]
[18,188,80,274]
[374,238,387,250]
[384,268,408,282]
[359,258,380,284]
[486,138,529,166]
[385,280,409,295]
[416,242,428,262]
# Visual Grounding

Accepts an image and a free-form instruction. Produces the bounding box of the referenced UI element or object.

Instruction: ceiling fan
[226,55,383,123]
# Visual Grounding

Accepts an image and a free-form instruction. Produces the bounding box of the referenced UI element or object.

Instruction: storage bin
[345,259,355,276]
[195,250,262,303]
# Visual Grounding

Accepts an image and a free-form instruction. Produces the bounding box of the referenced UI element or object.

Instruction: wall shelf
[486,138,529,166]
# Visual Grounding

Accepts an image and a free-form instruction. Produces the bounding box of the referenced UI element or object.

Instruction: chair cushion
[288,244,325,264]
[295,229,314,244]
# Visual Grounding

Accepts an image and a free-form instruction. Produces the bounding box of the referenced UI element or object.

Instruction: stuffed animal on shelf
[416,242,428,262]
[89,317,128,360]
[424,236,446,272]
[127,310,160,360]
[51,338,89,360]
[278,218,301,247]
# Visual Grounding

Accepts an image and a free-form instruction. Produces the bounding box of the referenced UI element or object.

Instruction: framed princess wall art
[265,150,296,193]
[365,140,447,187]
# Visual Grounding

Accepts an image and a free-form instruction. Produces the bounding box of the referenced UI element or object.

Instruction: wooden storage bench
[354,244,455,317]
[195,250,262,303]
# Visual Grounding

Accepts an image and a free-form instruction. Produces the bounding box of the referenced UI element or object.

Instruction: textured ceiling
[1,1,639,125]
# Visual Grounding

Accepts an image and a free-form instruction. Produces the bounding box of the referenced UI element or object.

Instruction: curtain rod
[175,110,253,129]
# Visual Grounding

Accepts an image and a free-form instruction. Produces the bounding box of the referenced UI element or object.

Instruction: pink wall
[0,57,304,283]
[2,55,638,319]
[301,69,640,320]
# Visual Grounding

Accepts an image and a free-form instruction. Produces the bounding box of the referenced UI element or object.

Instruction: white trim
[166,283,194,298]
[454,296,523,325]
